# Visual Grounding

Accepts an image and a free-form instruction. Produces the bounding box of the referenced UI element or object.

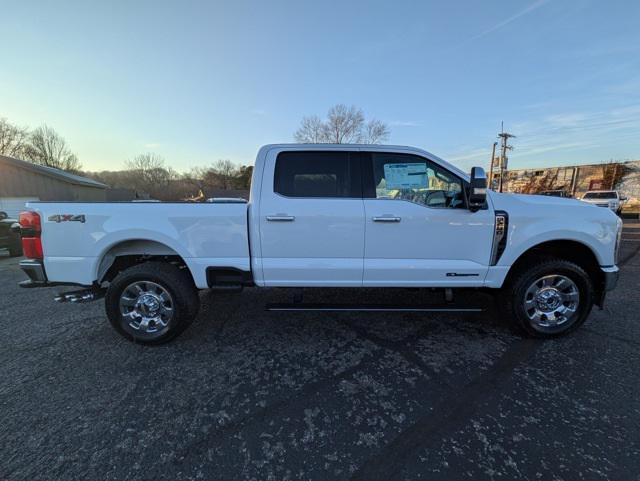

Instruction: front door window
[372,153,464,209]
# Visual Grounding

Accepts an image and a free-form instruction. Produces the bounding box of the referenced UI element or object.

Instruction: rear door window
[274,151,361,198]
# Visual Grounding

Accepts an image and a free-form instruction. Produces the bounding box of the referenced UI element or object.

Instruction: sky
[1,0,639,173]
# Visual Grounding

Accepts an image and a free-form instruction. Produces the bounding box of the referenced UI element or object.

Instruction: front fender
[498,219,616,267]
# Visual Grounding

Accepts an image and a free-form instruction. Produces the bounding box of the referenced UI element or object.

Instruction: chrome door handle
[372,216,401,222]
[266,215,295,222]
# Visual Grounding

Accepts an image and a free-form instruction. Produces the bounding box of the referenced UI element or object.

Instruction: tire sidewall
[510,261,593,338]
[105,264,195,344]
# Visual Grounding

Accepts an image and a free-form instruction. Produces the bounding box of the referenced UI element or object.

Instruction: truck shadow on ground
[187,286,514,348]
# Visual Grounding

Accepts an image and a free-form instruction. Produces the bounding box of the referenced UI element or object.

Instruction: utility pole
[497,122,516,193]
[488,142,498,190]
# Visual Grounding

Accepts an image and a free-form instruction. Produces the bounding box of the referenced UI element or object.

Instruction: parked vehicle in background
[0,211,23,257]
[538,190,572,198]
[580,190,626,215]
[15,144,622,344]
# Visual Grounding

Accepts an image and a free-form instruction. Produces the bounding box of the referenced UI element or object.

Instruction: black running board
[266,303,484,312]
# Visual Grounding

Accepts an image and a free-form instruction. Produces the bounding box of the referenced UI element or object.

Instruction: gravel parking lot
[1,221,639,481]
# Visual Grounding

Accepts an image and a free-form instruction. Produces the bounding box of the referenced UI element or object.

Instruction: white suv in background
[580,190,626,215]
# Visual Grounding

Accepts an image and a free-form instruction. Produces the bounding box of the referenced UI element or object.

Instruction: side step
[266,303,484,312]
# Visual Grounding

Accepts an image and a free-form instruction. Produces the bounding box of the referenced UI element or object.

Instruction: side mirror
[620,196,628,201]
[468,167,487,211]
[0,211,7,221]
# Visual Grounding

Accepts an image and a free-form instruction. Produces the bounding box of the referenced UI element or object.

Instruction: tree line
[0,117,252,200]
[1,104,390,200]
[0,118,81,172]
[90,155,253,200]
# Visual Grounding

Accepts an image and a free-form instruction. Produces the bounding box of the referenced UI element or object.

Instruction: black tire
[8,236,23,257]
[105,262,200,345]
[499,257,594,338]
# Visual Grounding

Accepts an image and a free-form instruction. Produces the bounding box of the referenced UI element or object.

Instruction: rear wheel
[500,258,594,338]
[105,262,199,345]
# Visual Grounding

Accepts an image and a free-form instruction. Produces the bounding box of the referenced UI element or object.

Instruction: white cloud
[390,120,422,127]
[468,0,552,41]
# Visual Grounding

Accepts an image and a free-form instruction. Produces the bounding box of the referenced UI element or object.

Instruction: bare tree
[125,153,176,197]
[236,165,253,189]
[211,159,239,189]
[0,118,30,158]
[182,166,210,192]
[325,104,365,143]
[294,104,390,144]
[294,115,326,143]
[363,119,390,144]
[23,125,82,173]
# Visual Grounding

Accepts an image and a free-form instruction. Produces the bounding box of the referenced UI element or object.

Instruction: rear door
[362,151,494,287]
[258,149,365,286]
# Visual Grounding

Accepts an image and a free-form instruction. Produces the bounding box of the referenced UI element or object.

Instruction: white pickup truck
[580,190,627,215]
[17,144,622,344]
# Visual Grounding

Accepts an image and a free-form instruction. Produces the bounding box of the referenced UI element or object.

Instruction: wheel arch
[96,239,194,285]
[503,239,604,302]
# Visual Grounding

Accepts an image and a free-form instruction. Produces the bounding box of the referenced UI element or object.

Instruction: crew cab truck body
[17,144,622,344]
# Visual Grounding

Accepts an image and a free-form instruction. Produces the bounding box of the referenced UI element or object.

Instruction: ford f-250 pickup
[16,144,622,344]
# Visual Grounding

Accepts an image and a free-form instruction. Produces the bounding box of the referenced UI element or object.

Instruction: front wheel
[499,258,594,338]
[105,262,200,345]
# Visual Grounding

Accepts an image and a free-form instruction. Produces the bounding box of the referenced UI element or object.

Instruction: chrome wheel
[119,281,174,335]
[523,274,580,330]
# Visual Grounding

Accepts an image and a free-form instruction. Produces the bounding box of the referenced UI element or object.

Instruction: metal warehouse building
[0,154,108,217]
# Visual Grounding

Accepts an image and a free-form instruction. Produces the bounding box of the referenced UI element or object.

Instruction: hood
[490,192,586,208]
[488,192,618,222]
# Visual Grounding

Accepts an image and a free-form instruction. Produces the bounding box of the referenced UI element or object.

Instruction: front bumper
[602,266,619,292]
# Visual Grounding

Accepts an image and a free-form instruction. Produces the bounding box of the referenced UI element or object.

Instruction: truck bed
[27,201,250,288]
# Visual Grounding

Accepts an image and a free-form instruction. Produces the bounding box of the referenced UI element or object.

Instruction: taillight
[21,237,44,259]
[19,211,43,259]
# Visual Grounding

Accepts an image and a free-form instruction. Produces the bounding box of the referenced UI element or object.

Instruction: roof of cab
[257,143,470,180]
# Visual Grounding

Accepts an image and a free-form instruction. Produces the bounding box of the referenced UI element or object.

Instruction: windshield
[583,192,616,199]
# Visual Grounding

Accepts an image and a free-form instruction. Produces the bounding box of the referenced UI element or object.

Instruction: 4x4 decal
[48,214,86,223]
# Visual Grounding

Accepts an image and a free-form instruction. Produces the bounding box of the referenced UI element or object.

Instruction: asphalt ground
[1,221,639,481]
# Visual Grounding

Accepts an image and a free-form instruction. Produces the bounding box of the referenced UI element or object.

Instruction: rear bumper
[19,259,48,286]
[602,266,619,292]
[19,259,87,288]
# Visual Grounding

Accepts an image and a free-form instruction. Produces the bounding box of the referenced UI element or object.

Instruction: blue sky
[1,0,639,172]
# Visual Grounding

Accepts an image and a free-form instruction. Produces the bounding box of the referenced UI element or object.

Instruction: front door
[362,151,494,287]
[258,149,365,286]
